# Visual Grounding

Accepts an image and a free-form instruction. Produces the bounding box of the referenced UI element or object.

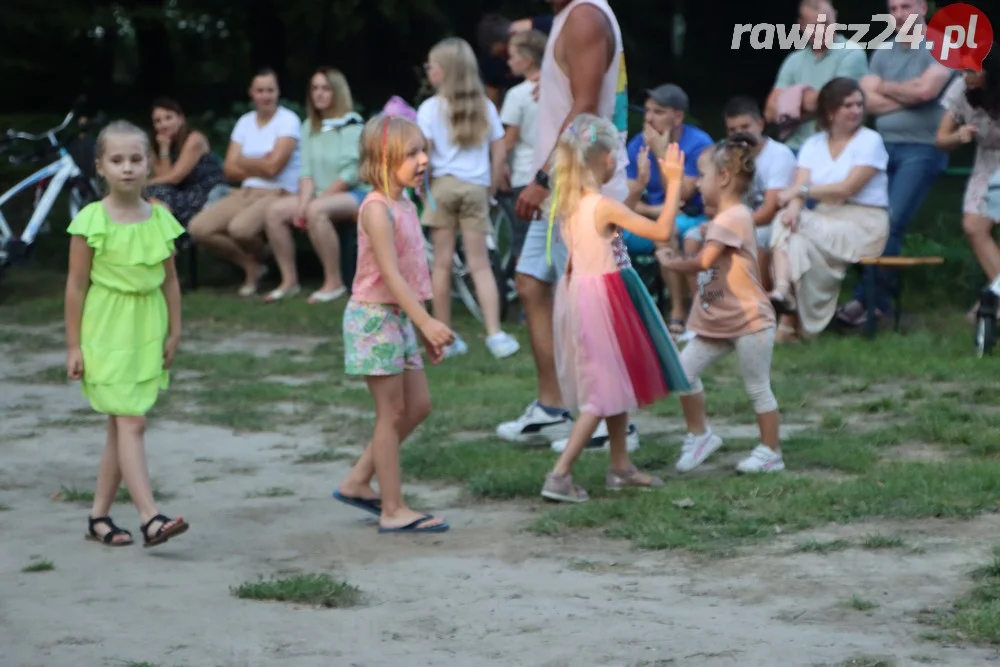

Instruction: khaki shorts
[421,175,490,233]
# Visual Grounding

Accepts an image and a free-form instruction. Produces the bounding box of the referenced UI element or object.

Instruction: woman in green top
[263,67,367,302]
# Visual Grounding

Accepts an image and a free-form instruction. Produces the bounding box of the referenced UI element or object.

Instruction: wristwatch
[799,183,810,199]
[534,169,550,190]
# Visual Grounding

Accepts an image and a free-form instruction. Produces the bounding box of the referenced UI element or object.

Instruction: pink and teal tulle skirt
[554,266,690,417]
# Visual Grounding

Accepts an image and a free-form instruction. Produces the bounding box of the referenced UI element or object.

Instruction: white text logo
[731,14,928,50]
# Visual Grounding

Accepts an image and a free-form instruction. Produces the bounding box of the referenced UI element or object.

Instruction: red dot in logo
[926,3,994,71]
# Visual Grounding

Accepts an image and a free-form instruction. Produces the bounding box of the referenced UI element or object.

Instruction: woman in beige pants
[187,68,302,296]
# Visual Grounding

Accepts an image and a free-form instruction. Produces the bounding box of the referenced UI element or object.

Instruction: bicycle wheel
[489,199,519,305]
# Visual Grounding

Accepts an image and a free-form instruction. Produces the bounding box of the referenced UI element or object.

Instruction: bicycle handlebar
[4,96,97,143]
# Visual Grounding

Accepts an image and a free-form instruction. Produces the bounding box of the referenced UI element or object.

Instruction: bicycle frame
[0,153,80,248]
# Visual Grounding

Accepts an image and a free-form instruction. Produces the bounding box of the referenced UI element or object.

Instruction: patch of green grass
[793,539,851,554]
[835,658,895,667]
[295,448,355,464]
[0,503,10,511]
[859,533,909,550]
[193,476,218,483]
[21,559,54,573]
[55,485,172,504]
[231,574,362,608]
[929,549,1000,645]
[844,595,879,611]
[246,487,294,498]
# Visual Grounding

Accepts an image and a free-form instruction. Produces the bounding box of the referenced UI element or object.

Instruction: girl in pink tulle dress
[540,114,691,504]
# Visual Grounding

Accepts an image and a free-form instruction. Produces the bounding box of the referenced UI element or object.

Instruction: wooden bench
[856,256,944,338]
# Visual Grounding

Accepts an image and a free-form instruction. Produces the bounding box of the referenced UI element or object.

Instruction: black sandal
[140,513,189,548]
[86,515,134,547]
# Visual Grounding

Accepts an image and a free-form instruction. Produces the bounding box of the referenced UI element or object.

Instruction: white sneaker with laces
[496,401,572,445]
[550,421,640,453]
[486,331,520,359]
[675,429,724,473]
[736,444,785,473]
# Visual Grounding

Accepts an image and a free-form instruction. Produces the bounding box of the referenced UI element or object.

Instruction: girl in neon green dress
[65,121,190,549]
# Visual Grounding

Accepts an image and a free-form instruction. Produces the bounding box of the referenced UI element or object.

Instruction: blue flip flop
[332,490,382,516]
[378,514,450,534]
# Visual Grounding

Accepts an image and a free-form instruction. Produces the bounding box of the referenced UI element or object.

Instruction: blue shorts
[515,219,569,284]
[622,229,655,255]
[348,187,368,207]
[676,213,708,241]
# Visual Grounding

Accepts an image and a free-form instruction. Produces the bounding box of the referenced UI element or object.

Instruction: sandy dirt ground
[2,329,1000,667]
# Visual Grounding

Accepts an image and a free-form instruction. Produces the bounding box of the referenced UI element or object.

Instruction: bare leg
[552,412,603,476]
[338,370,433,500]
[89,417,130,544]
[461,229,502,336]
[604,413,632,471]
[770,247,792,294]
[665,268,688,322]
[757,411,781,451]
[364,373,445,530]
[263,196,301,291]
[115,416,184,536]
[307,194,359,293]
[964,213,1000,280]
[431,228,456,328]
[516,272,562,406]
[679,393,708,435]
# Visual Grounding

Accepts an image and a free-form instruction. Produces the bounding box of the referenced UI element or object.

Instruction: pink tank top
[532,0,629,201]
[351,192,433,305]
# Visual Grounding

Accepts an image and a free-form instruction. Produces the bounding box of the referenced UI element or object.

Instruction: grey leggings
[678,328,779,414]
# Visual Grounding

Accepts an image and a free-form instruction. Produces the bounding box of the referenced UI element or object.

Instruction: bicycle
[0,98,104,282]
[975,285,998,358]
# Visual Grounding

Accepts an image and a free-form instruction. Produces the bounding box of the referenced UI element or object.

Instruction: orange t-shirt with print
[686,204,776,339]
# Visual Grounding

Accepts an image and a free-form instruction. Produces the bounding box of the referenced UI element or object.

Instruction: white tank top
[531,0,630,201]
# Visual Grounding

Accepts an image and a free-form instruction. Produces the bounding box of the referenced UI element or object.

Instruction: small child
[540,114,690,503]
[64,120,190,548]
[657,134,784,474]
[418,36,520,359]
[333,114,454,533]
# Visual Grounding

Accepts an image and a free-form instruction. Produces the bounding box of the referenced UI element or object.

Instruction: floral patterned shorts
[343,300,423,376]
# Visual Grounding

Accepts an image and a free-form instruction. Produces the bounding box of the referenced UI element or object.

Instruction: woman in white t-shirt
[188,68,302,296]
[768,77,890,342]
[418,37,520,360]
[498,29,546,267]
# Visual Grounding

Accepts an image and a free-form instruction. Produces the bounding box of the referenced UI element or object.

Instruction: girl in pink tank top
[335,114,455,533]
[540,114,690,504]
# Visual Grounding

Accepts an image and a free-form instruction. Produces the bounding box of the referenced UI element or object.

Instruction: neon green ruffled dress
[67,202,185,416]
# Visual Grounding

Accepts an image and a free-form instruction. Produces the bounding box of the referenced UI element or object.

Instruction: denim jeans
[852,142,948,313]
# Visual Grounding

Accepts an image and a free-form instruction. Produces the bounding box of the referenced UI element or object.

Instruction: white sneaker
[736,444,785,473]
[675,429,724,473]
[444,335,469,358]
[550,421,640,453]
[486,331,520,359]
[496,401,573,445]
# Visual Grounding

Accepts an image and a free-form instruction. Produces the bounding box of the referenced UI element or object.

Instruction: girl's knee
[747,385,778,414]
[963,215,991,239]
[408,394,433,424]
[114,415,146,435]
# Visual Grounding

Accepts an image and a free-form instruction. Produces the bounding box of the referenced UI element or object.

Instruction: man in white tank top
[496,0,641,452]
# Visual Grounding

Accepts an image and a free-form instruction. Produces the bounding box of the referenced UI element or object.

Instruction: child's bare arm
[595,145,684,242]
[658,240,726,274]
[64,237,93,350]
[161,254,182,341]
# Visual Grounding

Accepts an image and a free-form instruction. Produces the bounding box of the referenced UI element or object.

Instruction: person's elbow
[223,161,243,181]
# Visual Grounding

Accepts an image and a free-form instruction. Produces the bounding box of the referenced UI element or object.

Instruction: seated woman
[146,98,224,226]
[187,68,302,296]
[768,77,890,343]
[935,47,1000,316]
[262,67,365,303]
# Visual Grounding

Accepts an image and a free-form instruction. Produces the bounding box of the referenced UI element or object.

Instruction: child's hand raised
[418,318,455,364]
[657,143,685,184]
[635,146,651,187]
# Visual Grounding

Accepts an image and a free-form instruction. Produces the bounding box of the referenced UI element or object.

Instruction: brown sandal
[606,466,665,491]
[140,514,189,548]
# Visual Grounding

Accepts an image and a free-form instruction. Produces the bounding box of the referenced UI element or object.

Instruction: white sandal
[237,265,269,297]
[307,286,347,303]
[263,285,301,302]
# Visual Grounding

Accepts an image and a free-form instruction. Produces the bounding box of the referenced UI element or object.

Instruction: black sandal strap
[141,513,173,539]
[88,515,133,544]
